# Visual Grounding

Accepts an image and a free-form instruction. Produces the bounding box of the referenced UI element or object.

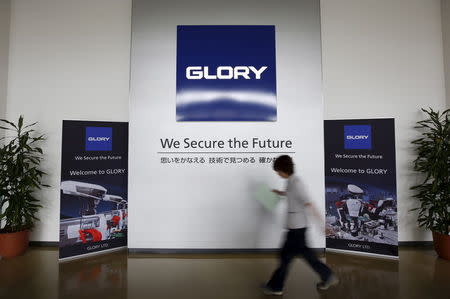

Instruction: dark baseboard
[128,248,325,254]
[128,248,278,254]
[398,241,433,247]
[29,241,59,247]
[29,242,434,251]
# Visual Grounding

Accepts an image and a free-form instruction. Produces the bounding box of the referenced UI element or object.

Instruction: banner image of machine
[325,181,397,247]
[324,119,398,258]
[60,181,128,247]
[60,121,128,260]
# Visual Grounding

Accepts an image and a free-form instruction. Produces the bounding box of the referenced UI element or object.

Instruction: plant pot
[0,230,30,259]
[432,231,450,260]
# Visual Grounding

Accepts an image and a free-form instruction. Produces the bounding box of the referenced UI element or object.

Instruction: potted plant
[0,116,47,258]
[411,108,450,260]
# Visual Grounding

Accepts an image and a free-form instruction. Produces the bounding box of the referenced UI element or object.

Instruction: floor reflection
[320,253,399,299]
[0,247,59,299]
[434,254,450,286]
[59,250,127,299]
[1,247,449,299]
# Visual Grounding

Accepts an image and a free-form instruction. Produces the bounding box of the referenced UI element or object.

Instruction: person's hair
[273,155,294,175]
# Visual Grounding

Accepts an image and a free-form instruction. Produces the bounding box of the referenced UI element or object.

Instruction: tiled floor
[0,247,449,299]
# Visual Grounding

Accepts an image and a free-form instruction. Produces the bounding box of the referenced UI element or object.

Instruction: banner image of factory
[323,119,398,257]
[59,120,128,260]
[176,25,277,121]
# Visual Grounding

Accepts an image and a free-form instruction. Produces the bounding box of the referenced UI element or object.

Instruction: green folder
[254,183,281,211]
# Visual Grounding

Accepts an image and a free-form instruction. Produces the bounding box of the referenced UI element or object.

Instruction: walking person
[263,155,338,295]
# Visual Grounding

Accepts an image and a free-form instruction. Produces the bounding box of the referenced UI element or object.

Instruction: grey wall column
[0,0,11,121]
[442,0,450,108]
[0,0,11,230]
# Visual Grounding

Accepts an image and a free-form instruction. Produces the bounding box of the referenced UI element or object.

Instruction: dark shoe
[317,274,339,290]
[261,284,283,296]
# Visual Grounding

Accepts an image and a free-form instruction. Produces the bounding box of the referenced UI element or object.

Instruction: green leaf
[0,119,17,129]
[18,115,24,130]
[0,116,48,231]
[411,108,450,234]
[23,122,38,130]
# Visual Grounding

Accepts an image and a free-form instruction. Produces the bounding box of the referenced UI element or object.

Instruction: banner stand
[326,248,399,260]
[59,120,129,261]
[324,119,398,259]
[59,246,127,263]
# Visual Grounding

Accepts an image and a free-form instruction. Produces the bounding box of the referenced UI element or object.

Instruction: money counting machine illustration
[60,181,128,247]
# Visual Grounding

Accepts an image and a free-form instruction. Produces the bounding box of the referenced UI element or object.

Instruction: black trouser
[267,228,332,291]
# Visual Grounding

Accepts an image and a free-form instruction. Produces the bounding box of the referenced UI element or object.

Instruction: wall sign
[129,0,324,250]
[176,25,277,121]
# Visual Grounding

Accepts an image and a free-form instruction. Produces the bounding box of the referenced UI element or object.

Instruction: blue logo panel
[85,127,113,151]
[344,125,372,150]
[176,25,277,121]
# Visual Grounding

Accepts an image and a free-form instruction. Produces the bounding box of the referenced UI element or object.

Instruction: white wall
[6,0,131,241]
[129,0,325,249]
[321,0,446,241]
[442,0,450,108]
[4,0,446,243]
[0,0,10,120]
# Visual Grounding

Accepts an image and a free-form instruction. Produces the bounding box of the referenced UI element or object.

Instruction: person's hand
[271,189,285,196]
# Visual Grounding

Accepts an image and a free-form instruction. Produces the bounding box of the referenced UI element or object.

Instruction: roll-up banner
[324,119,398,258]
[59,120,128,261]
